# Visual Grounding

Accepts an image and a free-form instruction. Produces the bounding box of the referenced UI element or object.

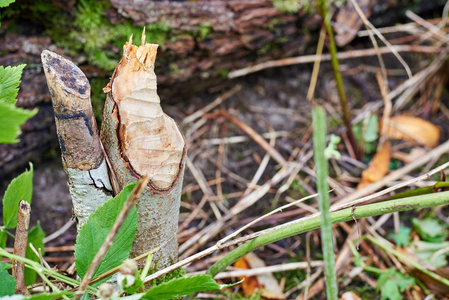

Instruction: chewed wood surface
[110,35,185,189]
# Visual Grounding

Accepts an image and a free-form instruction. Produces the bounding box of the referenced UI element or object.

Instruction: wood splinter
[101,29,187,267]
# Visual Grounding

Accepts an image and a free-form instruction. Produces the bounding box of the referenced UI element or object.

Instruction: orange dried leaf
[358,141,391,189]
[234,256,260,297]
[234,253,285,299]
[383,115,440,148]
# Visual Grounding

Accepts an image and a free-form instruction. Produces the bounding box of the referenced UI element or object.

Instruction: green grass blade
[312,106,338,299]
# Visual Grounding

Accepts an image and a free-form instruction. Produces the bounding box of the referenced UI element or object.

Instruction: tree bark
[42,50,113,228]
[100,33,187,268]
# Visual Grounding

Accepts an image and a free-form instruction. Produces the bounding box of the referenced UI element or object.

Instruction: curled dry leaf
[383,115,440,148]
[234,253,285,299]
[357,141,391,189]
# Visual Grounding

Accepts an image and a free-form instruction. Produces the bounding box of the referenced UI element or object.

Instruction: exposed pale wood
[100,33,187,268]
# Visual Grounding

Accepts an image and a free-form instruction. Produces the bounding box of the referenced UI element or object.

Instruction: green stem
[319,0,358,158]
[312,106,338,299]
[207,191,449,278]
[366,235,449,287]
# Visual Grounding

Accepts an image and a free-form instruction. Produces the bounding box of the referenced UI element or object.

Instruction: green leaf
[25,222,45,286]
[412,218,448,242]
[79,292,89,300]
[376,268,415,299]
[0,231,6,249]
[75,183,138,280]
[324,134,341,160]
[412,240,449,268]
[352,115,379,155]
[364,115,379,142]
[2,164,33,229]
[0,102,37,144]
[0,64,25,103]
[380,279,401,300]
[0,231,6,261]
[376,269,395,292]
[389,226,411,247]
[141,274,221,300]
[395,273,415,292]
[0,0,16,8]
[0,262,16,296]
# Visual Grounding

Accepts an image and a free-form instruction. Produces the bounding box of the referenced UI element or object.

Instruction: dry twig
[13,200,31,296]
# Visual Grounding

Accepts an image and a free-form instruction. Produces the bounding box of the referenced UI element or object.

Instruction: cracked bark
[41,50,113,229]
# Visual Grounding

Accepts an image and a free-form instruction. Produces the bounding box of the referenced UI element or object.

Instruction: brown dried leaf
[357,141,391,189]
[234,253,285,299]
[383,115,440,148]
[335,0,371,46]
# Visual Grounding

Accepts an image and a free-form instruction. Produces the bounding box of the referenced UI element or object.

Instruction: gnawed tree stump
[100,33,187,267]
[41,30,187,269]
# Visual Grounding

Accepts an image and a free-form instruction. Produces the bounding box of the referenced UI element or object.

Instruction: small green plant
[376,269,415,300]
[353,114,379,157]
[389,226,412,247]
[324,134,341,160]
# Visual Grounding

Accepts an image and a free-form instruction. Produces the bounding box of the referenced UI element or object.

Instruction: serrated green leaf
[0,64,25,103]
[389,226,411,247]
[142,274,221,300]
[2,164,33,229]
[75,183,138,280]
[0,102,37,144]
[0,262,16,296]
[395,273,415,292]
[25,222,45,286]
[412,218,448,242]
[376,269,395,292]
[0,0,16,8]
[380,279,400,300]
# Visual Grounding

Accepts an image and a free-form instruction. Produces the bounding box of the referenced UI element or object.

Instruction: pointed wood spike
[141,27,146,46]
